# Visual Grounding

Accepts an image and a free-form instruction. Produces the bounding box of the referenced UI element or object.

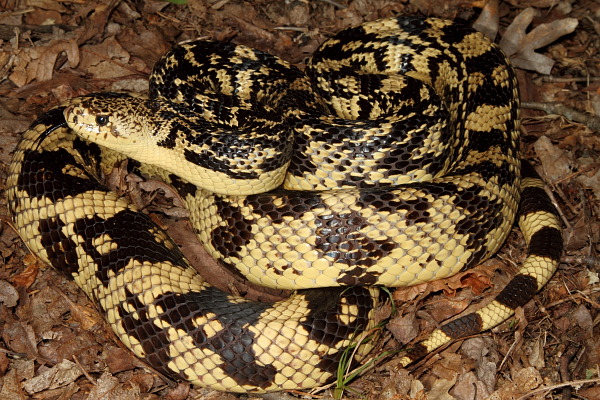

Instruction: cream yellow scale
[7,16,562,393]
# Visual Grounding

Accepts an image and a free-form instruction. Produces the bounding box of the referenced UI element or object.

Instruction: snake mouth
[64,104,113,140]
[63,104,77,123]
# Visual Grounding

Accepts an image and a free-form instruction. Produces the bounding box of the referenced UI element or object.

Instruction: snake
[6,16,563,393]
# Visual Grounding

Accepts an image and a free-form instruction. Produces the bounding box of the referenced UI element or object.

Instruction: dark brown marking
[71,209,189,285]
[519,187,561,218]
[440,312,483,339]
[300,287,377,374]
[527,226,563,262]
[17,147,102,203]
[153,287,278,389]
[495,274,539,310]
[117,287,174,378]
[39,216,80,276]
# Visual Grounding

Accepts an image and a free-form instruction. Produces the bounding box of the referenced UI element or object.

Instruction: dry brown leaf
[378,368,414,399]
[387,311,419,345]
[103,346,136,375]
[487,367,544,400]
[499,8,579,74]
[579,385,600,399]
[505,0,565,7]
[577,166,600,200]
[450,371,485,400]
[528,335,546,370]
[572,304,594,336]
[2,319,38,358]
[8,39,79,87]
[12,254,41,288]
[0,280,18,308]
[137,179,189,218]
[0,353,8,376]
[455,271,493,296]
[429,296,473,323]
[0,367,25,399]
[533,135,572,182]
[129,373,155,393]
[0,51,13,82]
[425,373,457,400]
[473,0,499,40]
[86,373,141,400]
[27,0,67,12]
[393,262,497,305]
[433,353,471,379]
[22,359,82,395]
[162,383,192,400]
[393,281,430,303]
[79,37,133,80]
[36,40,80,81]
[460,337,498,395]
[61,293,102,331]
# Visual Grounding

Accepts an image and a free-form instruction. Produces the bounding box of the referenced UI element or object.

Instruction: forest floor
[0,0,599,399]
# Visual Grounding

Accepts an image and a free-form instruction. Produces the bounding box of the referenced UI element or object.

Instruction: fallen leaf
[0,352,8,376]
[0,280,18,308]
[473,0,500,40]
[572,304,594,336]
[162,383,192,400]
[579,385,600,399]
[460,337,499,394]
[426,373,457,400]
[487,366,545,400]
[387,311,419,345]
[450,371,487,400]
[60,293,102,331]
[35,39,80,82]
[12,254,41,288]
[86,372,141,400]
[7,39,79,87]
[22,359,82,394]
[459,272,493,295]
[533,135,572,182]
[103,346,136,375]
[429,295,473,323]
[528,335,546,370]
[499,8,579,74]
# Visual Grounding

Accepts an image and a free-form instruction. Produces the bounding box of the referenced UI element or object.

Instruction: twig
[0,347,28,359]
[522,101,600,131]
[541,76,600,83]
[72,354,97,386]
[544,286,600,310]
[318,0,347,9]
[515,377,600,400]
[559,344,580,400]
[561,255,600,269]
[545,184,571,230]
[498,326,522,371]
[273,26,310,33]
[0,23,77,41]
[554,162,599,185]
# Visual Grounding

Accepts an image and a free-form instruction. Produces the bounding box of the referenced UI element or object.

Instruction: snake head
[64,92,150,142]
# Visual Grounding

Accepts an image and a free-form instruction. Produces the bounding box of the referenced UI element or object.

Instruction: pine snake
[7,16,563,393]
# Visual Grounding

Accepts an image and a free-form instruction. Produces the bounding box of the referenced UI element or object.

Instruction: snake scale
[7,16,563,393]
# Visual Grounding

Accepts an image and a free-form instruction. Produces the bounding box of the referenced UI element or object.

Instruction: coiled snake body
[7,16,563,392]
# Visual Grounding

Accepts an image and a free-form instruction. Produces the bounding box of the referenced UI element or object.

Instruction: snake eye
[95,115,109,126]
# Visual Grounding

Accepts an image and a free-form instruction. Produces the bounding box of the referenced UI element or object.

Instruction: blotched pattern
[7,16,562,393]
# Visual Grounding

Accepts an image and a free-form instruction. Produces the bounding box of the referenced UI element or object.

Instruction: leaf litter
[0,0,599,399]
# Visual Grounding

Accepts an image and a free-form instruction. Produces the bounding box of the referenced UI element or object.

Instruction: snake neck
[64,93,293,195]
